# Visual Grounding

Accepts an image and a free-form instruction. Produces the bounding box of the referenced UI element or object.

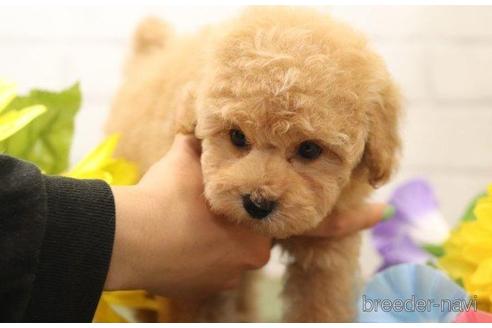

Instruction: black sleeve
[0,154,115,322]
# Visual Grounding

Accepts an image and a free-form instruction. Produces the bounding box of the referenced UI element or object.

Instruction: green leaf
[422,243,445,258]
[0,83,81,174]
[0,105,47,141]
[460,192,487,222]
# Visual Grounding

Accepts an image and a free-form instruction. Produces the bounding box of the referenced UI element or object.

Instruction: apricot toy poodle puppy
[106,6,401,322]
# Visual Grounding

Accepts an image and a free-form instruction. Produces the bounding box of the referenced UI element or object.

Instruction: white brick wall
[1,6,491,254]
[430,44,492,101]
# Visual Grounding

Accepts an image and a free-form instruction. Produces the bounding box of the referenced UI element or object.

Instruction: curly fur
[106,6,402,322]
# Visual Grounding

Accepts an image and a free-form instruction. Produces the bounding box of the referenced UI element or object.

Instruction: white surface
[1,5,492,276]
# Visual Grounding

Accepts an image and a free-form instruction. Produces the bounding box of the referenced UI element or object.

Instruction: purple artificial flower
[372,179,450,271]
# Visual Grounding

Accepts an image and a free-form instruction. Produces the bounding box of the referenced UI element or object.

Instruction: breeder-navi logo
[362,295,478,313]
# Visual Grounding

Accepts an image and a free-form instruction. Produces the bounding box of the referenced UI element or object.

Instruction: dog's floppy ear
[361,78,402,188]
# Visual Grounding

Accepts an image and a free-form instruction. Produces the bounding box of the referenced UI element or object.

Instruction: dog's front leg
[166,271,258,322]
[279,233,361,322]
[167,291,237,322]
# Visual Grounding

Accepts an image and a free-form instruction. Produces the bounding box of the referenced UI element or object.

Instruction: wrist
[105,186,150,291]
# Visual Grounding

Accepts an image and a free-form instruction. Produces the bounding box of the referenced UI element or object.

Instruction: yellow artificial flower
[93,290,160,323]
[439,184,492,312]
[0,80,17,113]
[64,134,139,185]
[0,80,46,142]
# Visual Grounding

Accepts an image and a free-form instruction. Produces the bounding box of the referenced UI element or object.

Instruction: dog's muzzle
[242,194,276,219]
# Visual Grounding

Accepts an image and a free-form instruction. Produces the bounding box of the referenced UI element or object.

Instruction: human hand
[105,134,272,299]
[303,203,394,238]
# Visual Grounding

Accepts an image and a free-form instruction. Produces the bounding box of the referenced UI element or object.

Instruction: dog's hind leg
[279,234,361,322]
[235,271,260,322]
[164,271,258,322]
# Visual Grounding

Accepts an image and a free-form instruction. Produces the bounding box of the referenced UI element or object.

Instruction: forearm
[24,175,115,322]
[0,155,47,322]
[0,155,115,322]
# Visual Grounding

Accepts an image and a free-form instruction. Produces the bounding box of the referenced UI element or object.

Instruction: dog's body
[106,7,401,322]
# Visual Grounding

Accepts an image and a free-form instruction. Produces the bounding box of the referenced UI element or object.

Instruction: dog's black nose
[242,194,276,219]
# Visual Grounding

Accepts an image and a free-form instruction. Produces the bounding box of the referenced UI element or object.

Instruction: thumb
[357,203,390,230]
[303,203,392,238]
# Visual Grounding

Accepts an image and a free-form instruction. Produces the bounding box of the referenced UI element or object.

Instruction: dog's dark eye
[298,141,322,160]
[230,129,247,148]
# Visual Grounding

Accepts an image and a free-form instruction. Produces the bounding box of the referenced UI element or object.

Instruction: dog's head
[194,7,401,238]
